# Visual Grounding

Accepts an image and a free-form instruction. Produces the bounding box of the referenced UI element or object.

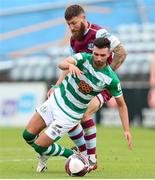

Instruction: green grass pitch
[0,126,155,179]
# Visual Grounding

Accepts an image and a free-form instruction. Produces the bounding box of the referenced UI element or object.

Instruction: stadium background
[0,0,155,178]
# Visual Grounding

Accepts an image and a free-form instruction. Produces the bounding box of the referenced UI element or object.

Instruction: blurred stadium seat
[115,22,155,81]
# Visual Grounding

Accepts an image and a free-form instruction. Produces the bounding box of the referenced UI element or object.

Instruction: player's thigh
[45,114,79,142]
[82,96,100,122]
[26,112,46,134]
[27,95,55,134]
[88,96,100,109]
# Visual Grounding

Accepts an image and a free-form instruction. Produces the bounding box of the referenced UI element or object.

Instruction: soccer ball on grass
[65,153,89,177]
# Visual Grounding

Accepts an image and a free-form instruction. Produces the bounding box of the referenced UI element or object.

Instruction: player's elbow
[58,62,68,70]
[58,63,64,70]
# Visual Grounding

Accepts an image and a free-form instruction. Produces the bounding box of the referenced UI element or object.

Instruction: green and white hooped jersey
[54,52,122,120]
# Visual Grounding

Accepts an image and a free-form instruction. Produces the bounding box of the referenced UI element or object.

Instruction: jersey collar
[84,22,91,35]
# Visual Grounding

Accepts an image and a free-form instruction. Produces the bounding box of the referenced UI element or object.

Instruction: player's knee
[22,129,38,145]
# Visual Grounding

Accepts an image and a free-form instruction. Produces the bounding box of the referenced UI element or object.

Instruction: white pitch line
[0,157,64,163]
[0,148,32,151]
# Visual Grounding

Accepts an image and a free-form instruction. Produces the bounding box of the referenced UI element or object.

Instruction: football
[65,153,89,177]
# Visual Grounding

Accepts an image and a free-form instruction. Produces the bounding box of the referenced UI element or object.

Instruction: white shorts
[36,94,79,141]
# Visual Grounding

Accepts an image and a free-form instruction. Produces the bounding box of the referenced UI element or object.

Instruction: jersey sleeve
[96,28,120,51]
[72,52,87,66]
[107,81,123,98]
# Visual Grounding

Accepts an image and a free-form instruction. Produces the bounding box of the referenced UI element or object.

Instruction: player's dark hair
[93,38,111,49]
[64,4,85,20]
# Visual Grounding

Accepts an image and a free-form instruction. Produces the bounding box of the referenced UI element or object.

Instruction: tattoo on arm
[110,43,127,71]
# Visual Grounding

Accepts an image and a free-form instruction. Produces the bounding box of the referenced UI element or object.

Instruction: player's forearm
[110,43,127,71]
[55,70,69,86]
[59,57,75,70]
[59,60,71,70]
[118,104,130,131]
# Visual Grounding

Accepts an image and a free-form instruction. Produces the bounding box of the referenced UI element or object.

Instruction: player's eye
[94,53,99,56]
[101,54,106,57]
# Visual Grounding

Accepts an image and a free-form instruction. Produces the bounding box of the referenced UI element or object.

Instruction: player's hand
[124,130,132,150]
[47,88,54,98]
[81,113,89,122]
[69,64,83,78]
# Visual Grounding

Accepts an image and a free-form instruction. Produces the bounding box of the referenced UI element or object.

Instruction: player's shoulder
[96,28,110,38]
[106,66,120,81]
[73,52,92,60]
[89,23,102,32]
[81,52,92,60]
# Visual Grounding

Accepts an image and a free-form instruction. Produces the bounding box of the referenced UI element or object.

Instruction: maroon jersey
[70,23,113,64]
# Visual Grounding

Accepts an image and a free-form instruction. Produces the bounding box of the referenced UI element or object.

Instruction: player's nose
[96,56,102,61]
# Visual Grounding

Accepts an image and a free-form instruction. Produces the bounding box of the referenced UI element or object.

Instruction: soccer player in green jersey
[46,4,127,173]
[23,37,132,172]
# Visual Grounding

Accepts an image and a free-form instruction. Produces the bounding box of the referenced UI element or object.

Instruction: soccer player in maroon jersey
[38,4,127,172]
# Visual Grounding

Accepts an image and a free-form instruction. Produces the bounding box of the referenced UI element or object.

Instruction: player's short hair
[64,4,85,20]
[93,38,111,49]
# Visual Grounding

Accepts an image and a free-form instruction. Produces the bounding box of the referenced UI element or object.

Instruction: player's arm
[47,70,69,98]
[114,95,132,150]
[54,47,76,84]
[59,56,83,78]
[105,79,132,149]
[47,54,84,98]
[96,29,127,71]
[47,46,76,98]
[110,43,127,71]
[47,57,76,98]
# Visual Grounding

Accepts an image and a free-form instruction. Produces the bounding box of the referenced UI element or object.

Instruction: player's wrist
[51,85,58,89]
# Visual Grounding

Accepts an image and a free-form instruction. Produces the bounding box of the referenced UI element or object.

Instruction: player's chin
[94,61,104,67]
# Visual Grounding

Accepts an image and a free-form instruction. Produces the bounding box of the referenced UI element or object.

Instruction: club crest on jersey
[78,80,93,95]
[87,43,93,51]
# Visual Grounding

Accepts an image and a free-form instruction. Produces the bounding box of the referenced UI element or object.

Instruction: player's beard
[71,22,85,41]
[93,60,106,69]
